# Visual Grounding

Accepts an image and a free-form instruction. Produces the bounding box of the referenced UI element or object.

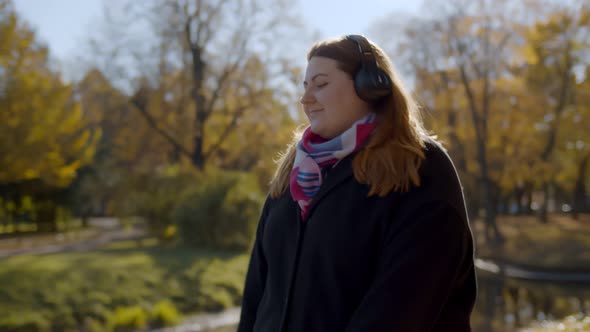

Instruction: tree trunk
[37,202,58,233]
[572,154,589,219]
[515,186,525,215]
[190,44,207,170]
[537,43,572,223]
[440,70,467,173]
[485,178,502,244]
[525,182,534,215]
[501,192,512,215]
[81,215,89,228]
[457,62,502,244]
[538,182,549,223]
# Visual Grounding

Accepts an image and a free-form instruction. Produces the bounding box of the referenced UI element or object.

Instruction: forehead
[305,56,340,78]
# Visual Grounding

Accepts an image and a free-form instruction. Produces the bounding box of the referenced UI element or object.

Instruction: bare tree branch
[204,38,249,118]
[200,0,230,46]
[204,85,266,160]
[130,95,192,159]
[203,105,247,161]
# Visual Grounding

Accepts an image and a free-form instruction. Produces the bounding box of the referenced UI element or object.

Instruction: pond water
[472,270,590,331]
[202,269,590,332]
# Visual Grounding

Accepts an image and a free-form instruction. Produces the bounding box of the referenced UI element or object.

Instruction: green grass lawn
[0,241,250,332]
[474,214,590,272]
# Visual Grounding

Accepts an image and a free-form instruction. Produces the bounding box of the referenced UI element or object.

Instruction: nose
[300,87,315,105]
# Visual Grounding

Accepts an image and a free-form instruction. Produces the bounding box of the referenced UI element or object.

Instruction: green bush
[49,307,77,332]
[0,312,50,332]
[74,301,111,326]
[121,171,199,238]
[150,300,181,328]
[173,169,264,251]
[80,318,104,332]
[107,305,148,332]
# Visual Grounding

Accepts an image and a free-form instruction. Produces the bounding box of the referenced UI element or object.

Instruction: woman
[237,35,476,332]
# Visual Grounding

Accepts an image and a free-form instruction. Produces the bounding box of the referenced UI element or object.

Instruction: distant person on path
[238,34,477,332]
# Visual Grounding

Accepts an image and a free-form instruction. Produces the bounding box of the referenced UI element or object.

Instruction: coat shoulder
[411,138,467,217]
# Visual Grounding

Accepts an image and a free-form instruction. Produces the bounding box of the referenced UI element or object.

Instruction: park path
[150,307,241,332]
[0,218,146,258]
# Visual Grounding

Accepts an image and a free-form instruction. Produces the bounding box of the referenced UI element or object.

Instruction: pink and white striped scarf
[289,113,377,220]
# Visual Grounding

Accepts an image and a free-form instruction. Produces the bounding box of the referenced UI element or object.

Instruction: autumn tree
[372,0,590,232]
[88,0,306,174]
[372,0,528,242]
[520,1,590,221]
[555,64,590,219]
[0,0,99,230]
[69,69,174,217]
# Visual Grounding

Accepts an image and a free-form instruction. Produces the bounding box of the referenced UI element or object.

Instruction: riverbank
[473,213,590,272]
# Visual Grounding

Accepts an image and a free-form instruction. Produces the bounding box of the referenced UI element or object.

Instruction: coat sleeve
[344,200,474,332]
[237,196,272,332]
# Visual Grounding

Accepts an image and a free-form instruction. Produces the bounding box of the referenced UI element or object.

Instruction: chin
[310,125,328,139]
[313,131,335,140]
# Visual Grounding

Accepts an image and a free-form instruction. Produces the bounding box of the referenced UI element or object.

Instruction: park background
[1,0,590,331]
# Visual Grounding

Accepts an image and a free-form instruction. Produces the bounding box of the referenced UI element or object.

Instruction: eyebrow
[303,73,329,86]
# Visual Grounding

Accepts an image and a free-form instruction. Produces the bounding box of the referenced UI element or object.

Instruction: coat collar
[305,153,356,219]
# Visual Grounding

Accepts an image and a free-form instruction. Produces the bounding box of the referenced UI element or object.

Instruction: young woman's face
[300,56,371,139]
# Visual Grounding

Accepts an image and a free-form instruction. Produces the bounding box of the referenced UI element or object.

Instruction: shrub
[80,318,105,332]
[49,307,77,332]
[107,306,148,332]
[121,171,199,239]
[74,302,111,326]
[173,169,264,251]
[0,312,50,332]
[150,300,181,328]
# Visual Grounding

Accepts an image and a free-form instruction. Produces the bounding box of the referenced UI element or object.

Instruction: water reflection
[473,270,590,331]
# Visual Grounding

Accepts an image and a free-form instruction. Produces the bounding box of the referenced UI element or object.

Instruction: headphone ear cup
[354,67,392,103]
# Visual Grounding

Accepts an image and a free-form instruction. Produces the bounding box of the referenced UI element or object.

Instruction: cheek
[314,86,343,108]
[318,85,362,116]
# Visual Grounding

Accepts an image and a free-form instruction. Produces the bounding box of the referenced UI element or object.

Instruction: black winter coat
[237,140,477,332]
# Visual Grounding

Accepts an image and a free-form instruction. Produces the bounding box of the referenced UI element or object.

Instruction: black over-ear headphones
[345,35,392,103]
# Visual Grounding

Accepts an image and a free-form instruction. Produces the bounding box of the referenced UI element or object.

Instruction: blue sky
[13,0,421,62]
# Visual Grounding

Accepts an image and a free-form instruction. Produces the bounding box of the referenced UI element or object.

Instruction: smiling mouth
[309,109,323,114]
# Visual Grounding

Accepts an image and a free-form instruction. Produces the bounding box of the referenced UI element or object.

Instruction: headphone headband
[344,35,392,104]
[346,35,372,57]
